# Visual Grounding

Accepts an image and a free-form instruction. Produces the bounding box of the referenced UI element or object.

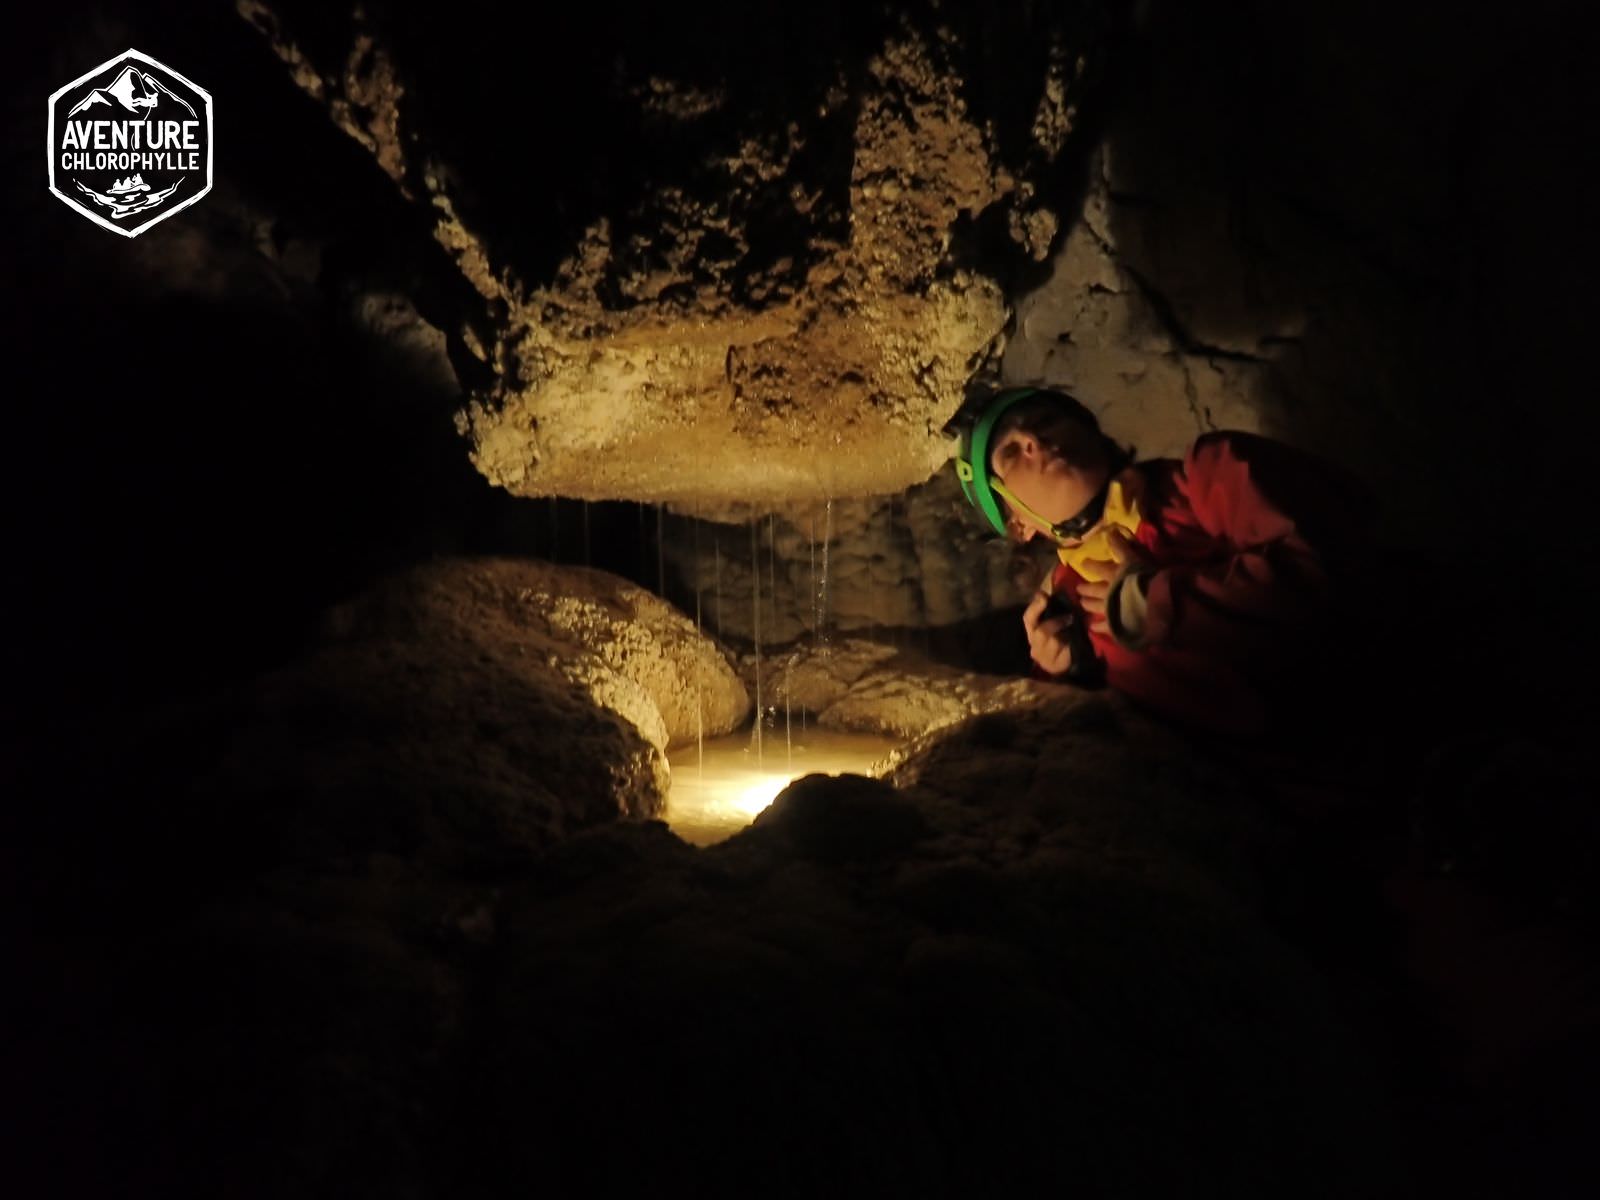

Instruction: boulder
[334,556,750,748]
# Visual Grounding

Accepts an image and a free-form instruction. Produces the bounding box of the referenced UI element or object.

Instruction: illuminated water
[664,729,901,847]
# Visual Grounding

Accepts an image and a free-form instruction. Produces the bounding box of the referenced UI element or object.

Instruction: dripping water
[769,513,788,766]
[637,501,647,581]
[750,518,763,765]
[810,512,819,642]
[656,503,666,598]
[694,526,704,779]
[818,497,832,658]
[804,512,815,731]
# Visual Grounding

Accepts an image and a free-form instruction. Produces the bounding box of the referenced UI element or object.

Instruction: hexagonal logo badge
[47,48,212,238]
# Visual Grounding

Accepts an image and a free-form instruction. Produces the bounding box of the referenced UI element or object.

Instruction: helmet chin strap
[991,475,1112,545]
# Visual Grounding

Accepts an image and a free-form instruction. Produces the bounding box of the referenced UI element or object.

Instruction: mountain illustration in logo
[74,176,184,220]
[67,65,196,119]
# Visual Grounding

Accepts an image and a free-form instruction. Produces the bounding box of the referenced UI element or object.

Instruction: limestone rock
[756,638,899,714]
[102,555,760,883]
[817,662,1067,740]
[335,556,749,748]
[753,639,1080,741]
[1003,145,1270,462]
[152,562,696,876]
[752,772,929,864]
[232,636,666,865]
[239,1,1107,509]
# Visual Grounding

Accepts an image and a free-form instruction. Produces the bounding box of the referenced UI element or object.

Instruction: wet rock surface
[749,637,1064,740]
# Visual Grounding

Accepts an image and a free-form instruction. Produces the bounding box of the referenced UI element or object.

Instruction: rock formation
[744,636,1063,740]
[328,556,750,751]
[236,0,1106,509]
[18,675,1398,1197]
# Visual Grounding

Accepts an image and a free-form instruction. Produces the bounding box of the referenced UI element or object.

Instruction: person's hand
[1022,589,1076,675]
[1074,528,1142,636]
[1076,577,1111,636]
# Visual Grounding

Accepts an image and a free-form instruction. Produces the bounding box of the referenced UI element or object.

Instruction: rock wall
[1002,144,1272,462]
[1000,0,1593,565]
[663,468,1044,647]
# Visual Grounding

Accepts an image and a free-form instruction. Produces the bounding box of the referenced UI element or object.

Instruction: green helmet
[953,386,1040,536]
[954,385,1119,543]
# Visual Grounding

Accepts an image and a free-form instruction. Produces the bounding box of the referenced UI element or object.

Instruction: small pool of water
[664,728,902,846]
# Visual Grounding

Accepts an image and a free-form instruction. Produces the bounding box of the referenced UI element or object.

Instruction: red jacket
[1045,432,1373,737]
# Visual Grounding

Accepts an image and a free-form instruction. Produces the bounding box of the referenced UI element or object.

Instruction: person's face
[989,430,1108,544]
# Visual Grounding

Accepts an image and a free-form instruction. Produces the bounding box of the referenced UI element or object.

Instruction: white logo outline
[47,47,214,238]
